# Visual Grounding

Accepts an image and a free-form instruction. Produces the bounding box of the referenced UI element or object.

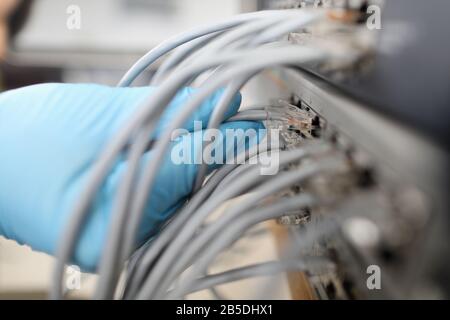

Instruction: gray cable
[156,15,286,85]
[122,141,273,299]
[54,33,329,300]
[120,136,275,299]
[152,158,345,299]
[180,204,348,299]
[189,219,341,299]
[190,15,289,62]
[180,192,359,300]
[116,43,320,296]
[156,15,308,196]
[129,144,330,299]
[192,79,250,192]
[240,104,280,111]
[117,46,328,296]
[86,47,322,298]
[137,154,343,299]
[121,164,238,299]
[53,46,282,300]
[253,216,343,299]
[226,110,286,122]
[175,259,322,297]
[250,10,323,45]
[118,10,299,86]
[167,194,318,299]
[151,32,223,85]
[94,119,158,299]
[191,11,322,191]
[169,13,302,78]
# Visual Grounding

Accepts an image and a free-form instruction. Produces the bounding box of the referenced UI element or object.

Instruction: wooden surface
[269,222,317,300]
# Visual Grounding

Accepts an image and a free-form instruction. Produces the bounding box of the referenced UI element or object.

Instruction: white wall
[16,0,250,53]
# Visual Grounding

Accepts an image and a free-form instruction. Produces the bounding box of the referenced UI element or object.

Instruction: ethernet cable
[126,145,326,298]
[135,147,350,300]
[151,13,318,196]
[151,32,223,85]
[250,11,323,45]
[190,214,343,300]
[252,213,349,300]
[50,44,320,300]
[96,48,318,298]
[192,11,323,191]
[208,141,330,198]
[131,11,324,205]
[123,144,331,299]
[59,54,326,300]
[106,136,278,299]
[164,193,319,299]
[175,259,329,297]
[152,15,287,85]
[174,195,352,299]
[153,159,346,298]
[109,13,332,292]
[118,9,302,86]
[188,10,321,70]
[151,10,320,86]
[121,165,249,299]
[123,143,328,298]
[126,150,326,298]
[192,78,251,192]
[94,46,329,300]
[239,104,282,111]
[192,229,336,300]
[141,156,345,299]
[53,9,343,299]
[94,119,161,299]
[183,15,294,66]
[125,149,305,299]
[121,141,276,299]
[226,109,287,122]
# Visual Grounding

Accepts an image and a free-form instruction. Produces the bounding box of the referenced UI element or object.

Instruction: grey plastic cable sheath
[250,11,324,45]
[189,15,289,63]
[226,110,286,122]
[94,120,158,299]
[121,164,238,299]
[169,13,304,78]
[122,142,272,299]
[177,260,317,297]
[52,46,297,300]
[123,139,278,298]
[150,159,344,299]
[178,203,347,299]
[192,12,322,191]
[138,155,341,299]
[131,144,331,298]
[119,47,328,286]
[152,14,289,85]
[192,79,250,192]
[166,194,317,298]
[151,32,223,85]
[118,10,299,86]
[95,47,312,299]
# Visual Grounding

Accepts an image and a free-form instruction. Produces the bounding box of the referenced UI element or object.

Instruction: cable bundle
[50,8,362,300]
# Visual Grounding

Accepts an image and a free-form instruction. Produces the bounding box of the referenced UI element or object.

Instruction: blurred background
[2,0,257,88]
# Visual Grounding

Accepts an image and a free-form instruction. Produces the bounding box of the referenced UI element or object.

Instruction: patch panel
[245,61,449,298]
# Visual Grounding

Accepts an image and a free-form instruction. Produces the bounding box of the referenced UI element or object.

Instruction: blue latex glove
[0,83,263,271]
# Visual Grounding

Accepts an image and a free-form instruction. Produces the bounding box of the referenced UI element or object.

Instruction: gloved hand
[0,83,263,271]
